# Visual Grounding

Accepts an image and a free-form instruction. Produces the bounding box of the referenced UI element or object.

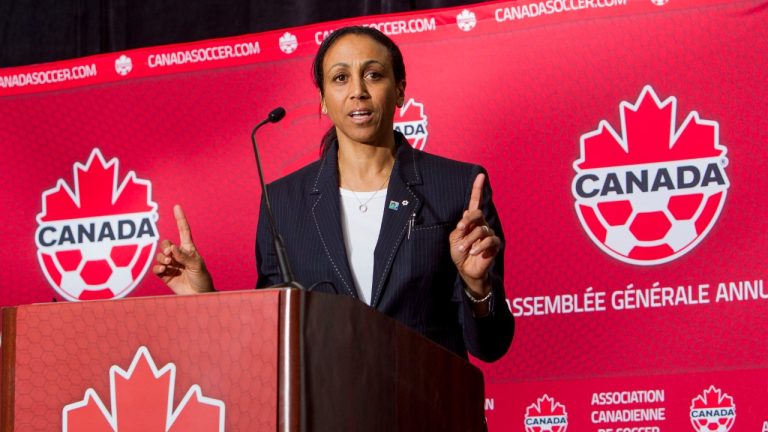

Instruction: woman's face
[321,34,405,147]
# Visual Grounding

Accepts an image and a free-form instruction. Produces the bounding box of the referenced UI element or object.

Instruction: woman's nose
[349,76,369,99]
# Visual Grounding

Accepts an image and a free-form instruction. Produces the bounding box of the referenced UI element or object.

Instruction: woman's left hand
[449,173,501,297]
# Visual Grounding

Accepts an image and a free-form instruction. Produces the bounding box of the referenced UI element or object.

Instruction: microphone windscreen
[268,107,286,123]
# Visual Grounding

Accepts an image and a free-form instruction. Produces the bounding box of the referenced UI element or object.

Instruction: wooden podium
[1,289,485,431]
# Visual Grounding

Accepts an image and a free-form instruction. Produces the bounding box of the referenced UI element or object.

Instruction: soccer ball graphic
[582,190,723,263]
[572,86,729,265]
[41,239,156,301]
[693,422,730,432]
[36,149,158,301]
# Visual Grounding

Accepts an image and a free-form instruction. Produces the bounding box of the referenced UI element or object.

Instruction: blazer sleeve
[455,168,515,362]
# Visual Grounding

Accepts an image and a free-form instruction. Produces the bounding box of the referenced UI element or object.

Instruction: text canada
[37,216,156,247]
[574,161,726,199]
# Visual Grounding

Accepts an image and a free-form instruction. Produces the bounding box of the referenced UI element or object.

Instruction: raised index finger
[173,204,194,247]
[468,173,486,211]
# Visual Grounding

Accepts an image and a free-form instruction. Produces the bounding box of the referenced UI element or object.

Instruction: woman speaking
[153,26,514,362]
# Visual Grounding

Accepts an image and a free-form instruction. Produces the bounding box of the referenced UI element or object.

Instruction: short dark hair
[312,26,406,155]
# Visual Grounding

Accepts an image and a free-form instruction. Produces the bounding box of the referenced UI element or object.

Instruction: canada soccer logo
[63,346,225,431]
[394,98,428,150]
[572,86,729,265]
[279,32,298,54]
[456,9,478,32]
[114,54,133,76]
[35,149,159,301]
[524,394,568,432]
[689,386,736,432]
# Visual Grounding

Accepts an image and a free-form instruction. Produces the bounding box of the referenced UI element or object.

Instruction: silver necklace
[346,171,392,213]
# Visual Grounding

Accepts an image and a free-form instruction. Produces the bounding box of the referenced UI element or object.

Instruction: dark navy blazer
[256,133,514,362]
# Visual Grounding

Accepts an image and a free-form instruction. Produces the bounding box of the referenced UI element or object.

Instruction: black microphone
[268,107,286,123]
[251,107,302,289]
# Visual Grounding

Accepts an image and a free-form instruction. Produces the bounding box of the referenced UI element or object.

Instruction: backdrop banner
[1,0,766,429]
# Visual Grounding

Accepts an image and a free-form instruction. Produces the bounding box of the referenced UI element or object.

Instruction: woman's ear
[396,80,406,107]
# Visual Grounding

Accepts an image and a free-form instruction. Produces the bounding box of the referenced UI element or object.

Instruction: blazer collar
[310,132,423,194]
[371,135,424,307]
[309,132,424,306]
[309,142,357,298]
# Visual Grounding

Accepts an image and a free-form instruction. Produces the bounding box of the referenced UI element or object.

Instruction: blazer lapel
[370,140,423,308]
[310,148,358,298]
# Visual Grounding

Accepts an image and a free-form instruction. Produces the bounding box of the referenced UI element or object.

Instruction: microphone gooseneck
[251,107,302,289]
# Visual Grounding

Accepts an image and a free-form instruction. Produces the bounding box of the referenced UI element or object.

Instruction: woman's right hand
[152,205,214,294]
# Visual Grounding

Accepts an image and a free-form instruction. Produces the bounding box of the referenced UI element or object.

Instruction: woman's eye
[333,74,347,82]
[366,71,382,80]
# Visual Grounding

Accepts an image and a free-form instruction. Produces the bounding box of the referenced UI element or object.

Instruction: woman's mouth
[349,110,373,123]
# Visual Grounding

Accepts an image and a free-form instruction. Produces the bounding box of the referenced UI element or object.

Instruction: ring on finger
[482,225,490,234]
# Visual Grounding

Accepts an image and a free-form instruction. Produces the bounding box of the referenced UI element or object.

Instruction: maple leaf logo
[62,346,225,432]
[395,98,429,150]
[572,86,729,265]
[575,85,726,169]
[38,148,156,222]
[524,394,568,432]
[689,386,736,432]
[691,385,735,409]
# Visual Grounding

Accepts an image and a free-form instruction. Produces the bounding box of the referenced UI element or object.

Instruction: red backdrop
[1,0,767,429]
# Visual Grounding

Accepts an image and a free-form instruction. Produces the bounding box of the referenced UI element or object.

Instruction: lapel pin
[388,201,400,211]
[402,200,409,206]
